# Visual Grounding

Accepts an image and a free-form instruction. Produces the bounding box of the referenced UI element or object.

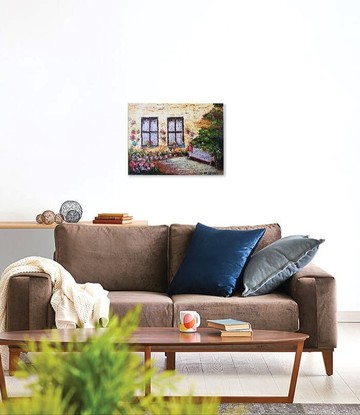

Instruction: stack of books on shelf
[207,318,253,337]
[92,213,133,225]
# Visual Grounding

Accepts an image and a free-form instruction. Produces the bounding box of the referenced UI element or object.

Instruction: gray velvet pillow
[242,235,324,296]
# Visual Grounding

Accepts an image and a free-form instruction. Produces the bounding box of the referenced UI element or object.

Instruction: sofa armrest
[288,263,337,349]
[6,273,55,331]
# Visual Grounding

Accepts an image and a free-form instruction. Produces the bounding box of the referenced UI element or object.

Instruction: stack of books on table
[92,213,133,225]
[207,318,253,337]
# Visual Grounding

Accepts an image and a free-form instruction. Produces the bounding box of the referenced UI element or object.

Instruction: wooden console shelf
[0,221,148,229]
[0,222,57,229]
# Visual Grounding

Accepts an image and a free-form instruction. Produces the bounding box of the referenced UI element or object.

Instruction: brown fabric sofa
[6,222,337,375]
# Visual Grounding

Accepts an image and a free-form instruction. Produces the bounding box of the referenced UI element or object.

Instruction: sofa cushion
[169,223,281,283]
[242,235,325,296]
[168,223,265,297]
[54,224,169,292]
[172,292,299,332]
[108,291,173,327]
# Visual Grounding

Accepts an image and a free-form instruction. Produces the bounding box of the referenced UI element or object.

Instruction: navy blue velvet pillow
[168,223,265,297]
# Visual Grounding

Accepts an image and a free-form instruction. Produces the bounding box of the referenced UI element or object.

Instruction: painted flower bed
[128,148,188,175]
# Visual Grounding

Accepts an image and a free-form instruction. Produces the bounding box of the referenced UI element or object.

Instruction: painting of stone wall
[128,103,224,175]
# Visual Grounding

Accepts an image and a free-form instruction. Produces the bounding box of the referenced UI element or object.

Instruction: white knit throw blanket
[0,256,110,370]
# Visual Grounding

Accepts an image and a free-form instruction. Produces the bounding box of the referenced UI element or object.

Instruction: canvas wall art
[128,103,224,175]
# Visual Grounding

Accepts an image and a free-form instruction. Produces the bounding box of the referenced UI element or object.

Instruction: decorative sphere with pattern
[36,213,44,224]
[60,200,83,223]
[42,210,56,225]
[55,213,64,224]
[36,214,44,224]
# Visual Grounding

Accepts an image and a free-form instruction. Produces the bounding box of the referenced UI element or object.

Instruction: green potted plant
[0,306,222,415]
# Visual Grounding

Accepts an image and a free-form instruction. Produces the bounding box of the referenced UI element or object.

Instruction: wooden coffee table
[0,328,308,403]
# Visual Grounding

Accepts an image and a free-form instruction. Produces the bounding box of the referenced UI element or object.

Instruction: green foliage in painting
[191,103,224,169]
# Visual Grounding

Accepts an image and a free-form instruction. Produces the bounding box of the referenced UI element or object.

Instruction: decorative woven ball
[36,214,44,224]
[65,209,81,223]
[60,200,83,223]
[42,210,56,225]
[55,213,64,224]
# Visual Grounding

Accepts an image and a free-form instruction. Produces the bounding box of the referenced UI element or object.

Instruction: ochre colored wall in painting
[128,103,214,150]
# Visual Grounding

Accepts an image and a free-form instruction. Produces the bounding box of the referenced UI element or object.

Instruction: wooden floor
[4,323,360,403]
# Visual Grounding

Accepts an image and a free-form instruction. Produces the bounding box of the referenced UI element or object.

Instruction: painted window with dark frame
[167,117,184,147]
[141,117,158,147]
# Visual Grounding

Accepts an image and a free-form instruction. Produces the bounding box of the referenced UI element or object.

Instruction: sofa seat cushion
[109,291,173,327]
[172,292,299,332]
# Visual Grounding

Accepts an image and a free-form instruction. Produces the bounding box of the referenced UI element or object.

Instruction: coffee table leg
[218,340,306,403]
[287,340,305,403]
[166,352,176,371]
[9,347,22,376]
[144,346,152,396]
[0,355,8,401]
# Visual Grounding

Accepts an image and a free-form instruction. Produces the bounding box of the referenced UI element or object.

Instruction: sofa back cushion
[54,224,169,292]
[168,223,281,283]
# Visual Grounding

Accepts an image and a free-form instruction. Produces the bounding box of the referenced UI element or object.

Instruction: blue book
[207,318,251,331]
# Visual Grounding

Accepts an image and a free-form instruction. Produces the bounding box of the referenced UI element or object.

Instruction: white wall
[1,0,359,312]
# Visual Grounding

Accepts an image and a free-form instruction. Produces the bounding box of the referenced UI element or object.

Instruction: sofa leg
[322,349,333,376]
[165,352,176,370]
